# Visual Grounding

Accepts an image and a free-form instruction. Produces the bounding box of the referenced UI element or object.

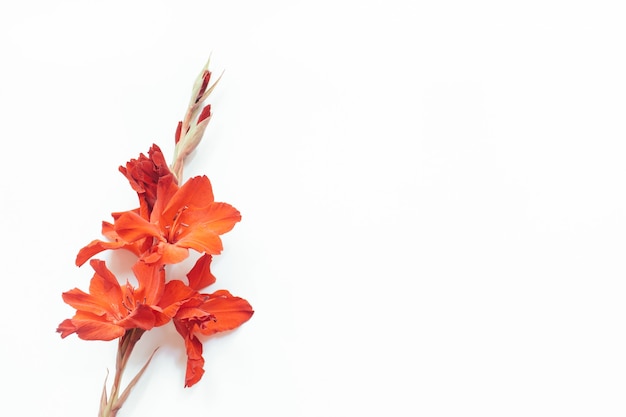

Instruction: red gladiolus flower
[78,175,241,265]
[57,259,170,341]
[171,288,254,387]
[120,144,177,217]
[58,60,252,415]
[75,145,178,267]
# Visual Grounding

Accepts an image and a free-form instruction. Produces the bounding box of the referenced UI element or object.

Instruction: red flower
[75,144,177,267]
[159,254,253,387]
[119,144,177,217]
[77,175,241,266]
[59,254,252,388]
[57,259,170,341]
[58,61,252,414]
[171,288,254,387]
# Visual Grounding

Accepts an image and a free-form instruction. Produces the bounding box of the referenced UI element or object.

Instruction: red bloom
[59,254,252,388]
[156,254,253,387]
[171,288,254,387]
[119,144,177,217]
[57,259,170,341]
[77,175,241,266]
[75,145,177,267]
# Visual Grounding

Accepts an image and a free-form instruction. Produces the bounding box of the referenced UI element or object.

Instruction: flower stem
[99,329,146,417]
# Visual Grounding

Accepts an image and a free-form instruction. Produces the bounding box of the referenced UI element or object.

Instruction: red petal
[88,259,123,307]
[175,305,214,321]
[70,312,126,341]
[198,105,211,124]
[176,202,241,255]
[174,320,205,387]
[186,202,242,235]
[197,70,211,99]
[176,229,223,255]
[56,319,77,338]
[184,352,205,387]
[153,242,190,264]
[61,288,112,316]
[151,176,181,220]
[186,254,216,290]
[114,210,162,242]
[175,121,183,144]
[76,238,127,267]
[197,291,254,336]
[74,322,125,341]
[163,176,215,217]
[116,304,157,331]
[133,261,165,305]
[62,261,121,315]
[147,144,168,170]
[158,280,197,317]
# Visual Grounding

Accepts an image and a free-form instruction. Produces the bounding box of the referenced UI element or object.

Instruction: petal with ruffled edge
[173,319,205,387]
[196,290,254,336]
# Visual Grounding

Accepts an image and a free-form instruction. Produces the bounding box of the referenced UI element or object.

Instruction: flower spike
[58,58,252,416]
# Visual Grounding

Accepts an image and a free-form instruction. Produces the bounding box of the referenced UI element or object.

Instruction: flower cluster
[56,61,252,416]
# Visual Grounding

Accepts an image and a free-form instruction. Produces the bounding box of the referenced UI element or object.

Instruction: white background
[1,1,625,416]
